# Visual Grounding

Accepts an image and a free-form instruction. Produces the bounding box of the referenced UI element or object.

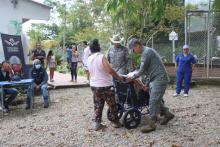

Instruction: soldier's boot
[160,110,174,125]
[141,116,156,133]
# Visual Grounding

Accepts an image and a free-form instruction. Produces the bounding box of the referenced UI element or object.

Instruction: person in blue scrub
[174,45,197,97]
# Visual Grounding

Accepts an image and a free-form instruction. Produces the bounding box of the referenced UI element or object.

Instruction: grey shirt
[107,45,130,75]
[132,46,169,84]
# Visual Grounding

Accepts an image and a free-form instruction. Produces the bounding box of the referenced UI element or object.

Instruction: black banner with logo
[1,33,25,65]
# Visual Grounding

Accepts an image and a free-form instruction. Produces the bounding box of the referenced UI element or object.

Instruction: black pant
[71,62,78,81]
[2,88,18,109]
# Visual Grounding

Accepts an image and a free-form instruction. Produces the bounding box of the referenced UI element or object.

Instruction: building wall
[0,0,50,63]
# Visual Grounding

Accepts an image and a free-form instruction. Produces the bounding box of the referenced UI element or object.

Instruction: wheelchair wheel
[123,108,141,129]
[107,103,123,121]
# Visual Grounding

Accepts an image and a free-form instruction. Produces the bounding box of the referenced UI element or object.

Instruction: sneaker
[44,103,49,108]
[160,111,175,125]
[3,108,9,113]
[173,93,180,97]
[25,105,31,110]
[111,121,123,128]
[92,122,104,131]
[184,94,188,97]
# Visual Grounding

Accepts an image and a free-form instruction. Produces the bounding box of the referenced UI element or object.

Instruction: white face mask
[35,64,41,69]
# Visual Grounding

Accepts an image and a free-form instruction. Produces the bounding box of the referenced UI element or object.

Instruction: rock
[18,126,26,129]
[171,144,182,147]
[149,141,155,147]
[191,113,197,116]
[59,114,65,117]
[195,104,200,108]
[50,132,55,136]
[32,114,38,117]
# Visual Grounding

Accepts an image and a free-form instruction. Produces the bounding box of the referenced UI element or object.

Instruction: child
[46,50,56,82]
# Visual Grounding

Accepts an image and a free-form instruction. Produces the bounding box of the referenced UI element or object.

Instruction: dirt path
[0,85,220,147]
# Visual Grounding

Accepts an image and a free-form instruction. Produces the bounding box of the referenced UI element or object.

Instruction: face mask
[35,64,41,69]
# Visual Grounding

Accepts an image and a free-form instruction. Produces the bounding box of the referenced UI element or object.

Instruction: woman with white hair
[173,45,197,97]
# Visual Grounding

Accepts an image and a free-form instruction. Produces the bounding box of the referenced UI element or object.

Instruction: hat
[183,44,189,49]
[128,38,140,50]
[110,34,124,44]
[33,59,41,65]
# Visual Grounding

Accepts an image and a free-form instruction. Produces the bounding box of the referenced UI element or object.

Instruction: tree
[105,0,184,43]
[213,0,220,35]
[213,0,220,10]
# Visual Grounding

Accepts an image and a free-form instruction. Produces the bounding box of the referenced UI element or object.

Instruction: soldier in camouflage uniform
[127,38,175,133]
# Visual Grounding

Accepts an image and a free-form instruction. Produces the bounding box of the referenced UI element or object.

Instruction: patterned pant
[91,86,119,123]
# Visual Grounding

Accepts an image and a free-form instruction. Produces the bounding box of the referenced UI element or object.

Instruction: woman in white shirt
[87,39,123,131]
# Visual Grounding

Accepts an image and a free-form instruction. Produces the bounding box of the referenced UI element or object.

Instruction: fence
[186,10,220,78]
[145,10,220,79]
[146,31,185,63]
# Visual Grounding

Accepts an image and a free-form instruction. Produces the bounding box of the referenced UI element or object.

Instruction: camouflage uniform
[132,46,169,121]
[91,86,119,123]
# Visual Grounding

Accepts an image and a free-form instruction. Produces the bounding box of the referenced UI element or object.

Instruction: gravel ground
[0,85,220,147]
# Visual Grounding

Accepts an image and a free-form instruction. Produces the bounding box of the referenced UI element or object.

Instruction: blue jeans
[71,62,78,81]
[67,57,71,64]
[26,83,49,106]
[3,88,18,109]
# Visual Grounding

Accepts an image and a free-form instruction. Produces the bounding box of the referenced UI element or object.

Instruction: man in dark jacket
[26,59,49,109]
[0,61,18,113]
[32,43,46,67]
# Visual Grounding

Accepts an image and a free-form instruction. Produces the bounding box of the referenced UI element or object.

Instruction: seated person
[133,78,150,106]
[0,61,18,113]
[125,78,149,106]
[26,59,49,109]
[115,73,148,105]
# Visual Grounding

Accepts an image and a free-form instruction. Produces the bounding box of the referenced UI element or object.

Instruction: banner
[1,33,25,65]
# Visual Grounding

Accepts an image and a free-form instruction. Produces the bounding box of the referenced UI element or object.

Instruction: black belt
[91,86,113,90]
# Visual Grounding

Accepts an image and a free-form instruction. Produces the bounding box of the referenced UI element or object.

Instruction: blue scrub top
[176,53,197,72]
[66,48,72,59]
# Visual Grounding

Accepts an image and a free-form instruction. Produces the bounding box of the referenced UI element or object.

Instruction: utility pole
[184,0,187,44]
[63,0,67,50]
[206,0,214,78]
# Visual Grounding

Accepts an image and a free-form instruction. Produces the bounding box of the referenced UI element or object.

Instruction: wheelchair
[107,79,150,129]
